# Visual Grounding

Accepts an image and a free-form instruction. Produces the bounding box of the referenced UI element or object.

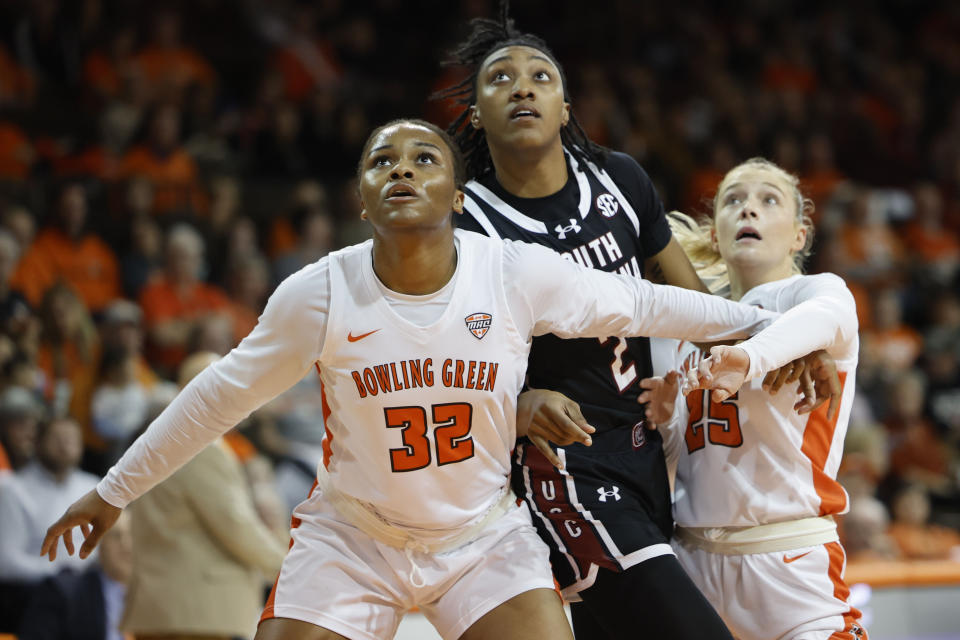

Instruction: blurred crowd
[0,0,959,635]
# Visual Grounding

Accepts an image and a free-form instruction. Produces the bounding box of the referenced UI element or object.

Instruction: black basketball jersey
[457,150,672,433]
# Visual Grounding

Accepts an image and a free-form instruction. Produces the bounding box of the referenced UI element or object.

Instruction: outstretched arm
[42,266,328,560]
[506,240,778,344]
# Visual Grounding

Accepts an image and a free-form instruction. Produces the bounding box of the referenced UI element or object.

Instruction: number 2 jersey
[656,273,860,528]
[456,151,672,433]
[96,230,775,534]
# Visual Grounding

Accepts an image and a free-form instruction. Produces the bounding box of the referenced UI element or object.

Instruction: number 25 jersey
[661,273,859,528]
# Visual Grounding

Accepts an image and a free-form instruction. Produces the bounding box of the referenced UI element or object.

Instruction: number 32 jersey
[457,151,673,433]
[97,230,775,534]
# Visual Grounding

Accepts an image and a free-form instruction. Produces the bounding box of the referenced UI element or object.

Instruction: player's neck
[728,260,795,300]
[488,140,568,198]
[371,228,457,295]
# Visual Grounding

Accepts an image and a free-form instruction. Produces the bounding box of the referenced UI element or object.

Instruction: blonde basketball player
[639,158,868,640]
[42,121,779,640]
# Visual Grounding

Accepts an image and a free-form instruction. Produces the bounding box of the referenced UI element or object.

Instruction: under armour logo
[555,218,581,239]
[597,486,621,502]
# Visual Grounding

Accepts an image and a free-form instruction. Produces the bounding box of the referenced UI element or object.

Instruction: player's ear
[359,200,368,221]
[790,224,807,254]
[561,102,570,128]
[452,189,465,215]
[710,225,719,252]
[469,105,483,130]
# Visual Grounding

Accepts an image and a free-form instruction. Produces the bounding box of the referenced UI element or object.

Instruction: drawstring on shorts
[403,540,429,588]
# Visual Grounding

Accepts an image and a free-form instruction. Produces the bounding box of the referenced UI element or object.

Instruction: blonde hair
[713,157,815,273]
[666,211,729,296]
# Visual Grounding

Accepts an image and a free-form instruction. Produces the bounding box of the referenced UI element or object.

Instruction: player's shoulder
[602,151,654,188]
[787,272,853,297]
[454,227,502,252]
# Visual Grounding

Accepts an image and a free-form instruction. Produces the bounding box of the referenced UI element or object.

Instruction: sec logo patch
[632,422,646,449]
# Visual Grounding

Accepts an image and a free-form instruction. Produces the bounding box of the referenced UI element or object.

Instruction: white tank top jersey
[97,230,779,535]
[655,273,859,528]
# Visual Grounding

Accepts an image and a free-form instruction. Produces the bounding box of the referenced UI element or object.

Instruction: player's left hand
[793,350,842,420]
[517,389,594,469]
[41,488,122,561]
[637,371,682,428]
[685,345,750,402]
[761,357,805,395]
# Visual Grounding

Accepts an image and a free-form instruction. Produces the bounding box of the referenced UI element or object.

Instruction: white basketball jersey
[666,274,859,527]
[318,232,528,532]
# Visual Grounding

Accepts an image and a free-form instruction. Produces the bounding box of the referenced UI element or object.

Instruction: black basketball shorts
[511,424,675,600]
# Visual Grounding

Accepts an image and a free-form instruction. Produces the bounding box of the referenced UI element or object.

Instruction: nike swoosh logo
[783,551,812,563]
[347,329,380,342]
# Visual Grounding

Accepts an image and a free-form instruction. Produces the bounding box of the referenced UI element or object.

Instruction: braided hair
[435,0,607,181]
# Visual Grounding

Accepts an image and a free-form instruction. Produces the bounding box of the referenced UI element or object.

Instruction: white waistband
[675,516,839,555]
[315,464,516,554]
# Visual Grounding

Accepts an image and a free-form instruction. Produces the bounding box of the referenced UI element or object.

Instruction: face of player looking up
[358,121,465,295]
[711,163,807,297]
[359,122,464,235]
[471,45,570,155]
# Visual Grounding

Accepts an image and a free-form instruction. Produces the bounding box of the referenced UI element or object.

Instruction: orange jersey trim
[259,482,317,625]
[826,542,868,639]
[801,372,849,516]
[317,365,334,469]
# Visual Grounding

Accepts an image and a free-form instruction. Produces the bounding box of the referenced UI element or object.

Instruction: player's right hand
[517,388,594,469]
[685,345,750,402]
[41,488,122,561]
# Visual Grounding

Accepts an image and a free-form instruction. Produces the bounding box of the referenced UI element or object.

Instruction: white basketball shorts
[672,538,868,640]
[261,487,556,640]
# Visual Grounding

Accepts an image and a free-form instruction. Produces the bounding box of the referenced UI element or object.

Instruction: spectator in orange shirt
[118,104,205,216]
[269,3,341,103]
[132,8,216,103]
[884,370,952,493]
[82,25,137,102]
[0,44,34,108]
[865,288,924,373]
[0,122,35,181]
[36,283,98,418]
[833,187,907,287]
[10,182,121,313]
[138,223,230,377]
[887,484,960,560]
[903,182,960,285]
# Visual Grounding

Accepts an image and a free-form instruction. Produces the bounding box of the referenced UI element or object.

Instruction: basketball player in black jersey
[436,7,735,640]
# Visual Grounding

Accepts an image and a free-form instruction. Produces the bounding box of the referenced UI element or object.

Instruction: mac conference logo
[465,312,492,339]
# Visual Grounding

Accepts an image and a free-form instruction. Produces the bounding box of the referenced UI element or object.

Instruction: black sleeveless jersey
[457,150,672,433]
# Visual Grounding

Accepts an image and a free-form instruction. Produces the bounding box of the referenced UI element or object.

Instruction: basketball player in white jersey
[639,158,868,640]
[42,121,782,640]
